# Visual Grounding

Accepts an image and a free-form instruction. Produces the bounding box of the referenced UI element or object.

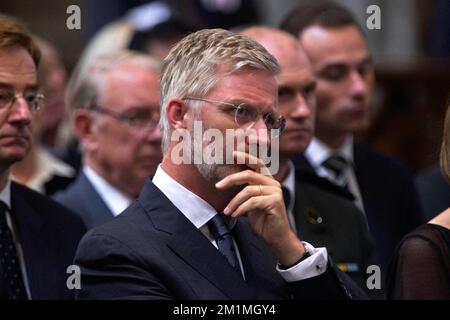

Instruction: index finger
[215,169,278,190]
[233,150,272,176]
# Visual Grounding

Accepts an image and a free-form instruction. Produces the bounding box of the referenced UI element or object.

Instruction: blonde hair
[159,28,280,153]
[440,101,450,181]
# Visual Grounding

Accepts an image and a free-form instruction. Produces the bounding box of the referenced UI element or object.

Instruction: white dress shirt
[0,178,31,299]
[83,166,133,216]
[152,165,328,282]
[11,148,75,194]
[305,136,365,213]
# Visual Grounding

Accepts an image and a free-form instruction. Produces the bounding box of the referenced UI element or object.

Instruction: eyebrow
[122,105,160,112]
[322,56,373,70]
[0,82,39,91]
[278,78,316,92]
[242,101,277,114]
[26,84,40,91]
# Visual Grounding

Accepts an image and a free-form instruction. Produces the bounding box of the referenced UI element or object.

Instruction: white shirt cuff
[277,242,328,282]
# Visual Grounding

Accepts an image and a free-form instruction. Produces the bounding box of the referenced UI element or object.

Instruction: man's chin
[195,162,248,185]
[0,146,29,161]
[348,122,370,133]
[217,163,249,177]
[1,154,27,167]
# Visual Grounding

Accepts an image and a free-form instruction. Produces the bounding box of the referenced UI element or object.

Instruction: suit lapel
[168,216,254,299]
[139,181,255,299]
[11,183,55,299]
[76,173,115,227]
[292,154,316,174]
[232,219,286,298]
[353,143,372,211]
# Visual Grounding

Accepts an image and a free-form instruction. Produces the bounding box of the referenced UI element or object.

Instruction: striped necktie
[322,154,351,191]
[207,214,239,272]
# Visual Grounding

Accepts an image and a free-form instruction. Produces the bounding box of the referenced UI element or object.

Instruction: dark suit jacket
[293,169,380,297]
[74,180,366,300]
[293,142,423,270]
[53,172,114,229]
[10,182,86,299]
[415,165,450,221]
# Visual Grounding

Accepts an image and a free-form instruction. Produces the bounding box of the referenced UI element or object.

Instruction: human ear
[166,98,191,130]
[73,109,98,152]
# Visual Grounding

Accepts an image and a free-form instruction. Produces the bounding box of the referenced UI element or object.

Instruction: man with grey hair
[54,51,162,229]
[75,29,364,299]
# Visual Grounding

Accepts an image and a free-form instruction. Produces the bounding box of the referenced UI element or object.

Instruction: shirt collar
[0,178,11,210]
[152,165,234,229]
[305,135,354,169]
[11,148,75,194]
[82,166,133,216]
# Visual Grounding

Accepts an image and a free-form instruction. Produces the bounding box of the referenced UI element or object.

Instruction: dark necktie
[0,202,27,300]
[322,154,350,190]
[207,214,239,271]
[281,186,291,210]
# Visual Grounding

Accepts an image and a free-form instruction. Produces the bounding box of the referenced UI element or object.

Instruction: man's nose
[249,117,270,146]
[8,97,32,125]
[349,71,369,98]
[291,93,312,119]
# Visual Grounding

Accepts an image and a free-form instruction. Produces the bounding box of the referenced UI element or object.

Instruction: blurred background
[1,0,449,175]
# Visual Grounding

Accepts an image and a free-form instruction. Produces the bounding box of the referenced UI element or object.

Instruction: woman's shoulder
[397,222,450,261]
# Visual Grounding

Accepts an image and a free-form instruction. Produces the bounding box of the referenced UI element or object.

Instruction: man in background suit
[0,15,86,300]
[241,26,379,297]
[281,0,423,270]
[54,51,162,229]
[74,28,366,300]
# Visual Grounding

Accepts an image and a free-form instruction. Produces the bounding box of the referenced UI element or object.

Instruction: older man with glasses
[54,51,162,229]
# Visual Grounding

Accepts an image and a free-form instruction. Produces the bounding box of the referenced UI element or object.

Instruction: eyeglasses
[0,91,45,113]
[90,105,159,131]
[182,97,286,136]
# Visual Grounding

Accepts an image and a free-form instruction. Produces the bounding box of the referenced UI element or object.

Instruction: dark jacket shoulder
[13,181,86,231]
[11,182,87,299]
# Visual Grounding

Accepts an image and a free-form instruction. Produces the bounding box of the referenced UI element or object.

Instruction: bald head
[240,26,311,71]
[240,26,317,160]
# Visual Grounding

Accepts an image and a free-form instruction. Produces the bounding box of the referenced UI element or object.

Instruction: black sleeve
[74,233,175,300]
[387,234,450,299]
